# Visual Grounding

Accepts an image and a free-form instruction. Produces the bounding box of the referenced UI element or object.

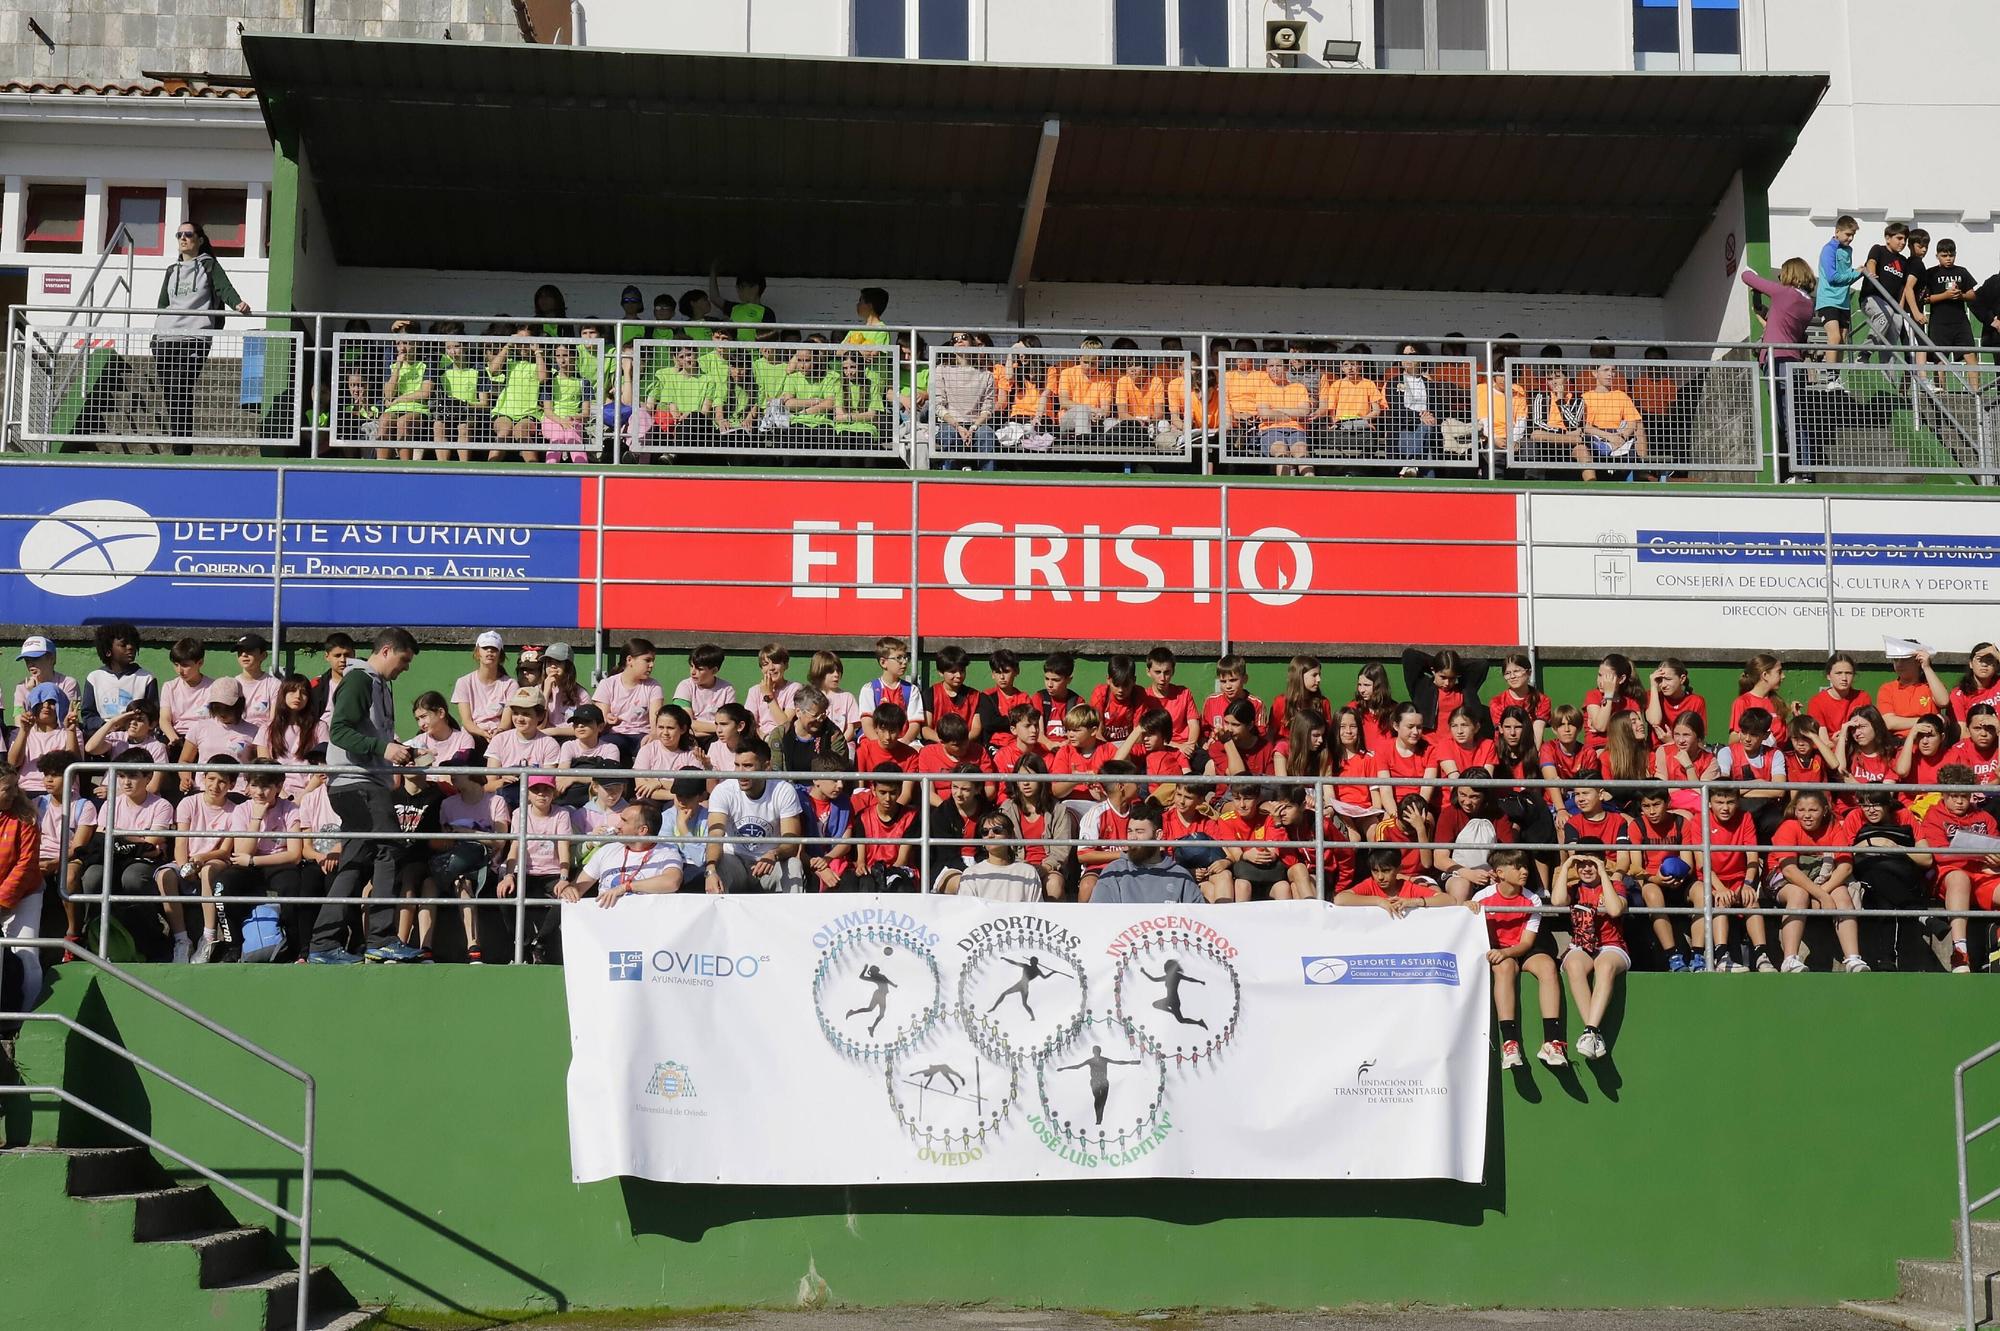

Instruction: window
[1117,0,1230,67]
[106,186,166,255]
[852,0,904,57]
[22,183,84,254]
[1374,0,1487,72]
[1633,0,1740,72]
[851,0,970,60]
[188,188,249,258]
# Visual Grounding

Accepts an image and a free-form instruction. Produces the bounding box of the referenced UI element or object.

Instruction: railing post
[1312,777,1326,902]
[1521,489,1538,677]
[308,316,323,461]
[97,763,117,956]
[1958,1062,1977,1331]
[57,758,73,949]
[1217,482,1231,655]
[1483,340,1498,481]
[1198,333,1213,477]
[1699,781,1715,973]
[270,466,286,665]
[918,774,933,895]
[592,472,607,685]
[296,1078,315,1331]
[514,769,529,964]
[908,477,921,654]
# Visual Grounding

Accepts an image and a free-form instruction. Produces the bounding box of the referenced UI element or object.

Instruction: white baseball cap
[16,635,53,660]
[474,631,504,650]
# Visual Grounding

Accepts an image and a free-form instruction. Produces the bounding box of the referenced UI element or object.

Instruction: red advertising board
[582,477,1522,647]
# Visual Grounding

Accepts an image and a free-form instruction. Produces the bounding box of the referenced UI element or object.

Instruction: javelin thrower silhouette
[1056,1045,1141,1125]
[845,962,898,1036]
[1142,958,1208,1028]
[987,953,1070,1020]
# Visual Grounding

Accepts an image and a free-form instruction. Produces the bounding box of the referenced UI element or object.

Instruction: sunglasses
[176,229,198,239]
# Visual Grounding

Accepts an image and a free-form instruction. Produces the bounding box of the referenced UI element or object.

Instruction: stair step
[80,1183,232,1241]
[158,1225,278,1288]
[61,1145,166,1197]
[1959,1219,2000,1269]
[1840,1299,1963,1331]
[306,1308,382,1331]
[1896,1256,1995,1320]
[209,1264,354,1331]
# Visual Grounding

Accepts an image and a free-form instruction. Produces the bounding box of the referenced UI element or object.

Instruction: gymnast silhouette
[915,1064,965,1092]
[845,963,897,1036]
[1142,958,1208,1029]
[1056,1045,1140,1124]
[987,954,1067,1020]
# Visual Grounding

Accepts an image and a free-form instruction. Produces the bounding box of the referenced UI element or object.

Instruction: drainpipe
[570,1,586,45]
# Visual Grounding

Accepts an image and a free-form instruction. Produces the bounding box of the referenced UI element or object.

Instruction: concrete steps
[1841,1221,2000,1331]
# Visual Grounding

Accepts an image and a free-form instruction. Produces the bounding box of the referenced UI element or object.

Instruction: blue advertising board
[2,465,585,629]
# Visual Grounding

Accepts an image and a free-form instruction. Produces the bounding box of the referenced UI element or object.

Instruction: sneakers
[467,947,484,966]
[1537,1039,1569,1067]
[365,941,423,965]
[1710,948,1734,973]
[1687,951,1707,973]
[1842,955,1871,973]
[191,936,219,965]
[1754,952,1777,973]
[1576,1030,1607,1060]
[1951,946,1973,975]
[59,934,82,963]
[170,934,193,965]
[414,946,435,964]
[307,947,363,965]
[1780,954,1808,973]
[1501,1040,1524,1069]
[1667,952,1687,973]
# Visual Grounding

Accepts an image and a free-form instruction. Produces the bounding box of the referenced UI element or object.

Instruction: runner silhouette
[1142,958,1208,1029]
[845,963,898,1036]
[1056,1045,1140,1124]
[988,954,1066,1020]
[915,1064,965,1092]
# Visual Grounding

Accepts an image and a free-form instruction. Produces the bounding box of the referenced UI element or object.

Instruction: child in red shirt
[1202,697,1274,797]
[1373,703,1438,814]
[1582,653,1646,744]
[1950,643,2000,724]
[1944,703,2000,785]
[1432,706,1497,778]
[1049,703,1110,800]
[1269,653,1332,737]
[1554,852,1627,1061]
[1730,652,1791,749]
[1118,708,1192,781]
[1199,654,1265,744]
[976,648,1031,743]
[1145,645,1200,755]
[1336,846,1453,913]
[1703,787,1768,972]
[1033,652,1082,743]
[1076,759,1143,900]
[1770,790,1867,972]
[1490,652,1552,746]
[853,767,916,890]
[1478,847,1565,1069]
[1806,653,1871,737]
[1630,786,1704,971]
[1644,657,1708,744]
[926,644,983,745]
[855,702,919,774]
[913,712,995,804]
[1089,653,1165,744]
[1919,764,2000,973]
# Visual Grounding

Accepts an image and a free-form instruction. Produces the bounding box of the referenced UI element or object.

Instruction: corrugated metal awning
[244,35,1826,297]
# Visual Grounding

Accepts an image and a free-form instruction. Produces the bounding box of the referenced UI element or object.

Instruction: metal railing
[1501,355,1763,476]
[1216,350,1485,476]
[1957,1039,2000,1331]
[41,760,2000,975]
[0,938,315,1331]
[11,303,2000,484]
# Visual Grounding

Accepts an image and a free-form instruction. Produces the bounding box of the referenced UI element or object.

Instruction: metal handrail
[1957,1039,2000,1331]
[0,938,315,1331]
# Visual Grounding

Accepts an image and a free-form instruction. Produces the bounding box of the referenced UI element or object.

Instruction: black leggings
[154,336,212,444]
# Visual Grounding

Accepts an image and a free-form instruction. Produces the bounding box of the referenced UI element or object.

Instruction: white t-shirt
[956,860,1045,903]
[579,839,683,893]
[710,779,802,861]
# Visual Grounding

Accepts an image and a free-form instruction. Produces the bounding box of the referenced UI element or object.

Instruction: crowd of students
[2,624,1996,1043]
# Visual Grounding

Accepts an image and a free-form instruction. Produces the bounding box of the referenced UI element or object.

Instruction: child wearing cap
[232,633,282,731]
[484,689,561,809]
[536,642,587,734]
[9,683,79,794]
[179,677,265,779]
[14,635,81,723]
[556,704,620,794]
[452,631,516,745]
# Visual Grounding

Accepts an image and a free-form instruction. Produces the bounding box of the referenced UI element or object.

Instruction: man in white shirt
[703,739,805,893]
[939,810,1044,902]
[558,803,684,907]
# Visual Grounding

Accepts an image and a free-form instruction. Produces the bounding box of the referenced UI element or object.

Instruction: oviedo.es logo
[608,951,644,982]
[19,499,160,597]
[607,948,768,986]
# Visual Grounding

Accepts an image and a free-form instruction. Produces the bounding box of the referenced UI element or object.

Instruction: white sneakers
[170,934,192,965]
[1537,1040,1569,1067]
[1842,955,1872,973]
[1575,1030,1608,1060]
[1501,1040,1524,1069]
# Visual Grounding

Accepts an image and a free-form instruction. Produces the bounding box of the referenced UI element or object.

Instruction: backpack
[239,902,287,963]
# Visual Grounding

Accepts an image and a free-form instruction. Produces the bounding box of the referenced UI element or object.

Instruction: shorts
[1260,427,1306,453]
[492,408,538,425]
[1928,320,1974,353]
[1233,858,1290,900]
[1586,434,1634,459]
[435,397,478,428]
[1562,942,1631,968]
[1816,307,1851,332]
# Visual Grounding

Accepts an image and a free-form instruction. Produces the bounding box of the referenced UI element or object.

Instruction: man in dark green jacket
[311,628,419,964]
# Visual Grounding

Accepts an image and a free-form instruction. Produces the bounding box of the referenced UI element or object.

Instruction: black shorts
[1233,858,1290,900]
[1928,320,1974,353]
[435,397,478,428]
[1816,307,1850,332]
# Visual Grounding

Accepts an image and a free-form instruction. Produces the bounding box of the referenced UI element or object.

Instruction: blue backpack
[240,902,286,963]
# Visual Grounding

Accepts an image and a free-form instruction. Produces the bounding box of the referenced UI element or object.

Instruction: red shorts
[1945,869,2000,911]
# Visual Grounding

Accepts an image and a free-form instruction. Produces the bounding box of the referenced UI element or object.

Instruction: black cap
[236,632,271,654]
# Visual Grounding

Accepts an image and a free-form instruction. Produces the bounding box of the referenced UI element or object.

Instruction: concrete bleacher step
[1840,1299,1963,1331]
[1892,1257,1994,1316]
[0,1144,373,1330]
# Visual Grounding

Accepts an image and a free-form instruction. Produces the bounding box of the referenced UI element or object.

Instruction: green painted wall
[11,965,1998,1318]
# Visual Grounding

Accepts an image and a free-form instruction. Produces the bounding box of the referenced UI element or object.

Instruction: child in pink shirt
[157,637,213,749]
[809,649,861,744]
[555,703,621,794]
[745,643,799,740]
[592,637,664,761]
[233,632,283,731]
[178,677,264,772]
[452,631,517,743]
[175,764,240,956]
[484,690,562,807]
[674,642,736,738]
[10,683,79,794]
[706,703,752,773]
[493,775,575,963]
[634,705,705,798]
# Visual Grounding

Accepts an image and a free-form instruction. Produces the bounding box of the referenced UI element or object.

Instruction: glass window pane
[1632,0,1679,70]
[1691,0,1740,69]
[23,184,84,253]
[852,0,905,57]
[917,0,968,59]
[1178,0,1228,67]
[107,186,165,255]
[1374,0,1426,69]
[1437,0,1487,69]
[188,188,248,258]
[1115,0,1167,66]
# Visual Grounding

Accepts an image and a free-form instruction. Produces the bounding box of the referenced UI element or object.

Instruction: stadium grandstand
[6,6,2000,1331]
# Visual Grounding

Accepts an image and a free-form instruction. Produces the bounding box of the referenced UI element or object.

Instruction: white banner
[1530,494,2000,653]
[562,897,1490,1185]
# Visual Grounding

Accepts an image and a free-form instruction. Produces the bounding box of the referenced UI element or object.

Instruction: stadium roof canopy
[244,34,1826,301]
